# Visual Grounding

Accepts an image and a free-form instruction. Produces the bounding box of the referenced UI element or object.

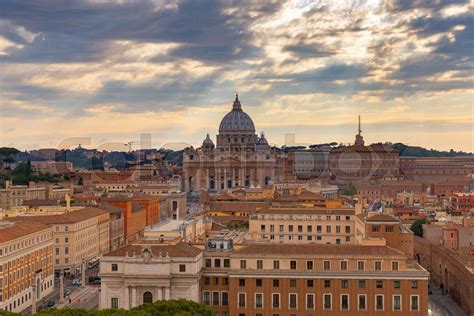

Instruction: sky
[0,0,473,152]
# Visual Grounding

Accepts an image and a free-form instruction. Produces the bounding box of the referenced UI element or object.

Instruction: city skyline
[0,0,472,151]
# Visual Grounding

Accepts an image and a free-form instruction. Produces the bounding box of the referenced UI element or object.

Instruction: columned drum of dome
[183,95,286,193]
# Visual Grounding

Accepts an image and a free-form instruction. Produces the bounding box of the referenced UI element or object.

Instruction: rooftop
[11,207,109,225]
[0,221,51,244]
[103,243,202,258]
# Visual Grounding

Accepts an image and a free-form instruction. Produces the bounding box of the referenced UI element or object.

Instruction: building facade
[0,221,54,313]
[183,95,285,193]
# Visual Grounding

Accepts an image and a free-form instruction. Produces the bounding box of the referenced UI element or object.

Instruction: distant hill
[391,143,473,157]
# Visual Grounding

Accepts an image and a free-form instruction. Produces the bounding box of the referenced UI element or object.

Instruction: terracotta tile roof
[207,201,270,213]
[103,242,202,257]
[131,203,146,212]
[234,243,404,257]
[366,213,400,222]
[11,207,109,225]
[260,207,354,215]
[99,203,124,214]
[0,221,51,244]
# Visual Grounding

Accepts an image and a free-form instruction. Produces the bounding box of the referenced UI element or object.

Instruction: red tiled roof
[103,243,202,257]
[0,221,52,243]
[11,207,109,225]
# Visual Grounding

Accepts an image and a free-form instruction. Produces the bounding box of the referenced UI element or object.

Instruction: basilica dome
[218,95,256,133]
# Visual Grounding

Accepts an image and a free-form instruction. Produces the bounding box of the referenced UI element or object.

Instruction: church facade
[183,95,285,192]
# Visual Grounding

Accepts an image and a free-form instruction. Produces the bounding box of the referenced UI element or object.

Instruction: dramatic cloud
[0,0,472,151]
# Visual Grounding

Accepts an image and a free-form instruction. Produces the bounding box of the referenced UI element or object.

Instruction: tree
[411,219,426,237]
[28,300,217,316]
[342,183,357,196]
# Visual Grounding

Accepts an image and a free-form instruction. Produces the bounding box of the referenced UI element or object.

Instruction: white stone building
[99,243,203,309]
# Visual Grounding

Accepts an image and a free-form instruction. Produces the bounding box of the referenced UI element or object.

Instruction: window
[358,294,366,310]
[324,280,331,288]
[289,225,293,232]
[359,280,366,289]
[213,291,220,306]
[290,279,296,287]
[411,281,418,289]
[392,261,399,271]
[256,279,262,287]
[224,259,230,268]
[336,226,341,233]
[385,225,394,232]
[222,292,229,306]
[394,280,401,289]
[204,277,210,285]
[298,225,303,233]
[205,259,211,267]
[341,294,349,310]
[260,225,265,232]
[238,293,246,308]
[323,260,331,270]
[306,293,315,309]
[290,260,297,270]
[340,260,348,270]
[111,297,118,309]
[375,261,382,271]
[307,280,313,288]
[357,261,365,270]
[214,277,219,285]
[279,225,284,232]
[326,226,331,233]
[289,293,297,309]
[203,291,210,305]
[214,259,221,268]
[341,280,349,288]
[224,277,228,285]
[307,225,312,233]
[372,225,380,232]
[179,264,186,272]
[307,260,313,270]
[240,260,247,269]
[273,279,279,287]
[410,295,419,311]
[272,293,280,309]
[323,294,332,310]
[257,260,263,269]
[376,280,383,289]
[376,295,384,310]
[111,264,118,271]
[239,279,245,287]
[393,295,401,311]
[273,260,280,269]
[345,226,351,234]
[255,293,263,308]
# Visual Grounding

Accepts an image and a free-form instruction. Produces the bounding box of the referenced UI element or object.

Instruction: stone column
[124,286,130,309]
[131,287,137,308]
[31,285,37,314]
[157,287,163,300]
[164,287,170,300]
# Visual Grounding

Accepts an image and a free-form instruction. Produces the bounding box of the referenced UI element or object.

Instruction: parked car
[64,289,71,297]
[46,300,55,308]
[72,279,82,286]
[88,276,101,285]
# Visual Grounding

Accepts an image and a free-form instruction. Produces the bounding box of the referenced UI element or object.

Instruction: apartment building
[12,207,110,275]
[0,181,46,211]
[0,221,54,313]
[248,207,355,244]
[202,243,429,316]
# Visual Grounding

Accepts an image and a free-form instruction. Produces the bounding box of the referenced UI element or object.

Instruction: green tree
[411,219,426,237]
[342,183,357,196]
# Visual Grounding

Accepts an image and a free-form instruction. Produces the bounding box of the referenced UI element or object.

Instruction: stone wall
[414,236,474,315]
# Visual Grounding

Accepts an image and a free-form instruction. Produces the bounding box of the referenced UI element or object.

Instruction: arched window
[143,291,153,304]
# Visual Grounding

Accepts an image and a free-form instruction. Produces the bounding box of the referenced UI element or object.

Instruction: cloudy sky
[0,0,472,151]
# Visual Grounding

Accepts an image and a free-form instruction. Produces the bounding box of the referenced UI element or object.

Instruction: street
[21,266,100,314]
[428,283,466,316]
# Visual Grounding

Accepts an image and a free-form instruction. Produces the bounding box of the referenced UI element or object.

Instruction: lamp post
[59,269,65,303]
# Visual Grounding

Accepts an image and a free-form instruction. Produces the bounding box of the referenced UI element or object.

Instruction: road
[21,266,100,314]
[428,283,466,316]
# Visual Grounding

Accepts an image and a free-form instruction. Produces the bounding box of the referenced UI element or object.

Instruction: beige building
[183,95,285,193]
[0,181,46,211]
[12,207,110,275]
[99,242,203,309]
[248,207,355,244]
[0,221,54,313]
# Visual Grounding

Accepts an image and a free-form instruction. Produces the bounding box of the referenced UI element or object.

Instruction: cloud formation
[0,0,472,151]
